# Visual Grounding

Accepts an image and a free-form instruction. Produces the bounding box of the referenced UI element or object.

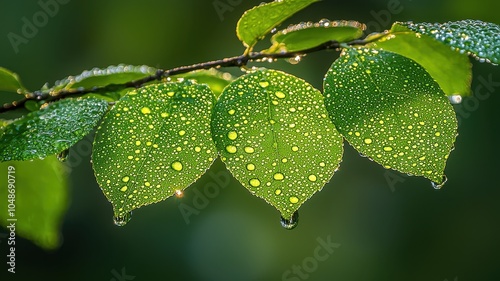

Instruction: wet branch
[0,38,367,114]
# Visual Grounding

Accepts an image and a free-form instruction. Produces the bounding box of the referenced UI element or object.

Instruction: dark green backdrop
[1,0,499,280]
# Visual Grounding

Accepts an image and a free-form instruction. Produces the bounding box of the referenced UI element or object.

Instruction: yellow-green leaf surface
[92,81,217,223]
[324,48,457,184]
[0,98,109,162]
[266,20,365,54]
[368,23,472,96]
[211,69,343,220]
[174,69,234,98]
[236,0,318,49]
[0,156,68,250]
[400,20,500,64]
[0,67,27,94]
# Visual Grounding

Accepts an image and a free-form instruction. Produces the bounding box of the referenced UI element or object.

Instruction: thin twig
[0,39,367,114]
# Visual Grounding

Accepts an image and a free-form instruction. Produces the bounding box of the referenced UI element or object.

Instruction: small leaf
[236,0,318,50]
[324,48,457,184]
[0,67,27,94]
[174,69,234,98]
[266,20,365,54]
[399,20,500,64]
[92,81,217,220]
[0,98,109,161]
[0,156,68,250]
[211,69,343,220]
[52,64,157,91]
[368,23,472,96]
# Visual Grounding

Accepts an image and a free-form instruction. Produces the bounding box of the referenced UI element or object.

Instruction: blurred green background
[1,0,499,280]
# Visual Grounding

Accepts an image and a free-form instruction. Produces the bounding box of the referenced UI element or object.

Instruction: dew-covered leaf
[212,69,343,220]
[92,81,217,222]
[53,64,157,90]
[174,69,234,98]
[368,23,472,96]
[236,0,318,50]
[324,48,457,184]
[0,67,27,94]
[0,156,68,250]
[400,20,500,64]
[0,98,109,162]
[266,20,365,54]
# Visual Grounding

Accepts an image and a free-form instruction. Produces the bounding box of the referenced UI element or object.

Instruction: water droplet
[289,196,299,204]
[259,81,269,88]
[141,107,151,114]
[275,189,282,195]
[249,178,261,187]
[274,173,284,181]
[432,175,448,189]
[275,91,286,99]
[171,161,183,171]
[246,163,256,171]
[175,190,184,198]
[288,55,302,65]
[226,145,237,154]
[280,211,299,230]
[227,131,238,140]
[122,176,130,183]
[449,95,463,104]
[114,211,132,227]
[228,109,236,115]
[56,149,70,162]
[291,146,299,152]
[308,175,317,182]
[383,146,393,152]
[364,138,373,144]
[244,146,255,154]
[179,130,186,136]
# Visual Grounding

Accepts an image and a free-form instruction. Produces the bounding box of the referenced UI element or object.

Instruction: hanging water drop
[288,55,302,65]
[280,211,299,230]
[113,211,132,227]
[431,175,448,190]
[56,149,70,162]
[449,95,463,105]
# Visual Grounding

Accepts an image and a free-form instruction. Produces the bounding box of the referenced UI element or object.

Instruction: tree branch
[0,39,367,114]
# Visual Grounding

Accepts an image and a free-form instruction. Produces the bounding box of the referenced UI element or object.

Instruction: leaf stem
[0,38,368,114]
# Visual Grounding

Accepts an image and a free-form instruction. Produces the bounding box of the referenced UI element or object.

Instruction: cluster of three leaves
[94,48,457,223]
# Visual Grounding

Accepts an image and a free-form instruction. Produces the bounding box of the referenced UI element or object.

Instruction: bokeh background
[1,0,499,280]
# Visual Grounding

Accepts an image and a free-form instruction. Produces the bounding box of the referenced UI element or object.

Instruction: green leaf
[52,64,157,91]
[368,23,472,96]
[0,67,27,94]
[0,98,109,161]
[174,69,234,98]
[266,20,365,54]
[0,156,68,250]
[92,81,217,222]
[211,69,343,220]
[236,0,318,50]
[399,20,500,64]
[324,48,457,184]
